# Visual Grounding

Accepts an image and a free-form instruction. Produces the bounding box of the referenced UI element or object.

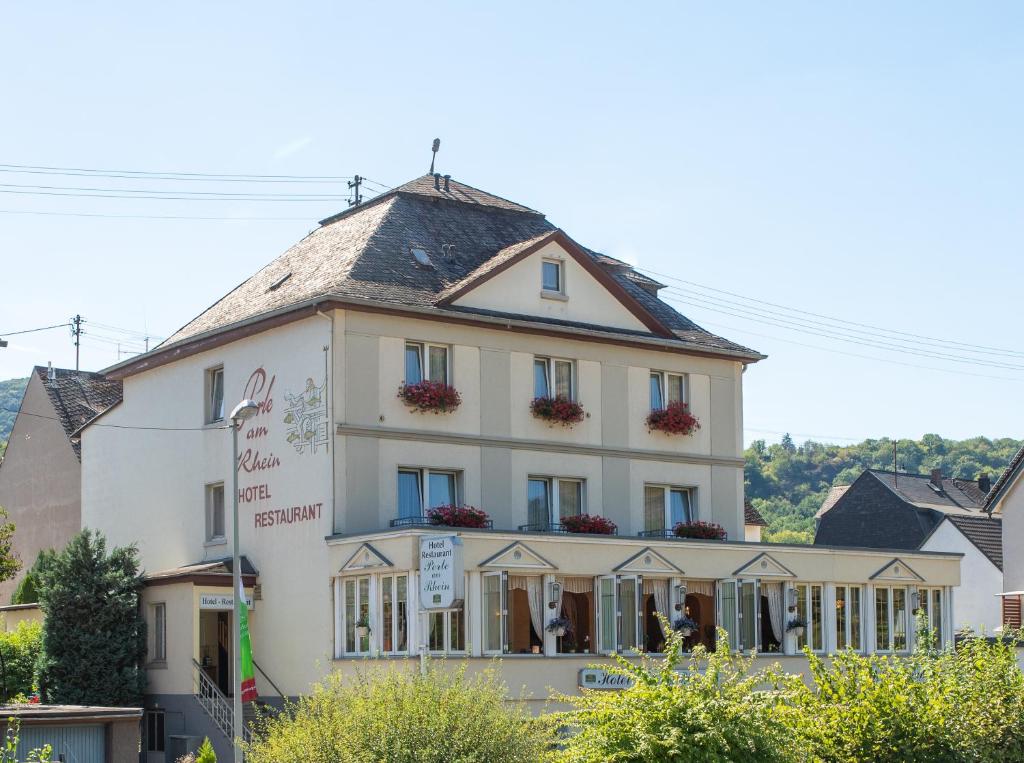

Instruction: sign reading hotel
[236,362,329,532]
[419,535,464,610]
[199,593,254,610]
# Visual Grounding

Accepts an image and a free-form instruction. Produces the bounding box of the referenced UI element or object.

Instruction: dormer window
[541,259,563,294]
[411,247,433,268]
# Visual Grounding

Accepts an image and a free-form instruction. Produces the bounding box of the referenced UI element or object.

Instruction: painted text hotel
[80,175,961,759]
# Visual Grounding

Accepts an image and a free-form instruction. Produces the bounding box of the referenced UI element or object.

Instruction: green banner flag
[238,578,257,702]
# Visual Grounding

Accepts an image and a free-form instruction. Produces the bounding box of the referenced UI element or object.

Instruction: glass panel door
[619,577,640,651]
[483,573,505,654]
[527,479,551,528]
[598,576,616,653]
[738,580,758,652]
[719,580,738,651]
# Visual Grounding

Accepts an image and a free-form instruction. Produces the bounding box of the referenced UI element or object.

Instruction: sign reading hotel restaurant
[418,535,464,610]
[578,669,636,690]
[199,594,253,611]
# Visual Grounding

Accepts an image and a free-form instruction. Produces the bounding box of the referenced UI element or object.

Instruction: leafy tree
[0,377,29,446]
[243,662,551,763]
[34,530,146,706]
[0,620,42,701]
[0,508,20,586]
[11,550,55,605]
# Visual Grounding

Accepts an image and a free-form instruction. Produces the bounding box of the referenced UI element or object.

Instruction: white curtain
[643,579,671,636]
[525,577,544,640]
[686,580,715,597]
[763,581,783,642]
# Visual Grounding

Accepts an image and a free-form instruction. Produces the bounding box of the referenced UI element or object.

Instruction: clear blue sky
[2,2,1021,446]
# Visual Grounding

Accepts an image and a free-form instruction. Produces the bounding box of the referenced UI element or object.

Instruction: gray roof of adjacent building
[986,443,1024,512]
[30,366,122,459]
[146,174,761,365]
[942,514,1003,571]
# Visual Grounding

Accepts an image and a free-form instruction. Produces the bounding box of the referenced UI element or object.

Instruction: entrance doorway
[199,610,233,696]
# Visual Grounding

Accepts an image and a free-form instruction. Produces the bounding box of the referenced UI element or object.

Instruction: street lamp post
[228,399,259,763]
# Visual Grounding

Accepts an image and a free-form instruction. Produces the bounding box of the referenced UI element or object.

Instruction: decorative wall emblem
[283,376,328,455]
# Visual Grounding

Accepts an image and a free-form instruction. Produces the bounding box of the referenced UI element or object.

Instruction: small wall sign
[578,669,635,690]
[418,535,464,610]
[199,594,253,611]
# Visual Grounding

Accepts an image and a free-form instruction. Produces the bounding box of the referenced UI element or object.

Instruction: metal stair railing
[191,659,252,745]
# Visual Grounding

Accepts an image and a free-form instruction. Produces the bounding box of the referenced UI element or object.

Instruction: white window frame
[541,258,564,294]
[151,602,167,663]
[533,356,575,400]
[205,366,225,424]
[205,482,226,543]
[835,584,864,652]
[793,583,825,653]
[916,587,944,648]
[426,579,467,654]
[397,468,460,519]
[527,476,584,527]
[379,573,410,655]
[404,341,451,385]
[482,571,508,655]
[873,585,910,654]
[718,578,761,652]
[643,484,695,532]
[649,370,687,411]
[596,575,643,654]
[335,575,373,657]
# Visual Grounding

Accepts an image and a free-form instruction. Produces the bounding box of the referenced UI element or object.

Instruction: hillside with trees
[0,377,28,459]
[748,434,1022,544]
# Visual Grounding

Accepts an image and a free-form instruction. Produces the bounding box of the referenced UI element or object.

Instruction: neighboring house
[986,443,1024,627]
[743,501,767,542]
[814,469,1000,631]
[0,365,121,603]
[75,174,961,760]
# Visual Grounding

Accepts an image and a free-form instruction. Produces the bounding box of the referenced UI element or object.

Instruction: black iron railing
[517,522,618,536]
[389,515,494,529]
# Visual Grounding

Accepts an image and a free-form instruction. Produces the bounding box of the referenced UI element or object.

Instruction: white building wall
[921,521,1002,633]
[998,478,1024,593]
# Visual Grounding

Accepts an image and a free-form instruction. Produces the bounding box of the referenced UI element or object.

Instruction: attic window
[411,247,433,268]
[267,272,292,292]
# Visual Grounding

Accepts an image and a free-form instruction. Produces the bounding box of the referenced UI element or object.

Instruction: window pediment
[339,543,393,572]
[478,541,556,570]
[869,558,924,582]
[613,547,683,575]
[732,552,795,578]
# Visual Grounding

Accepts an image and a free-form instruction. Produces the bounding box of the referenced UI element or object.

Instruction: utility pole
[347,175,362,207]
[70,315,84,371]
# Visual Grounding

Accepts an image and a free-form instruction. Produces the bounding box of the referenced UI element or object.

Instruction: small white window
[380,574,410,654]
[835,585,863,651]
[205,483,225,542]
[542,259,563,292]
[649,370,687,411]
[874,586,910,653]
[338,575,372,656]
[526,476,583,529]
[152,602,166,662]
[533,356,574,400]
[597,575,643,653]
[643,485,695,533]
[916,587,944,648]
[206,366,225,423]
[405,342,450,385]
[794,583,825,653]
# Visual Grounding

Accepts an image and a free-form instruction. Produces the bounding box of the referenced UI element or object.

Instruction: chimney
[443,174,451,192]
[433,173,441,190]
[978,473,992,494]
[930,469,943,489]
[47,362,56,385]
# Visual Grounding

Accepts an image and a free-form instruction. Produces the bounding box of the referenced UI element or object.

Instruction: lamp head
[230,399,260,423]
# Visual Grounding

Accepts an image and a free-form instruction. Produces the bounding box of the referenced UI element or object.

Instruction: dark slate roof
[744,501,767,527]
[815,485,851,519]
[869,469,985,512]
[986,443,1024,510]
[158,175,761,361]
[944,514,1003,570]
[32,366,122,459]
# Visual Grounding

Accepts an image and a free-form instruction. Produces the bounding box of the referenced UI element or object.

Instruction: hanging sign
[419,535,464,610]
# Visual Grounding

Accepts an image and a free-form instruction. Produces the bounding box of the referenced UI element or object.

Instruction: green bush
[11,551,55,606]
[554,625,807,762]
[0,621,42,701]
[242,661,551,763]
[195,737,216,763]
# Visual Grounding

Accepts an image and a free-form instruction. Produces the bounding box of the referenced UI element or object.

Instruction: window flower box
[398,380,462,413]
[672,520,727,540]
[530,396,585,427]
[426,504,491,529]
[646,401,700,436]
[561,514,617,535]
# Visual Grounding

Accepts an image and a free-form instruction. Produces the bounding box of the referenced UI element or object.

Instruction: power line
[0,188,346,202]
[692,315,1024,382]
[0,208,312,221]
[0,182,351,199]
[638,266,1024,359]
[3,407,214,433]
[0,162,358,182]
[661,291,1024,371]
[0,322,71,336]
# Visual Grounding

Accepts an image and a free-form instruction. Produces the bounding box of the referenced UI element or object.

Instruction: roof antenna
[429,138,440,174]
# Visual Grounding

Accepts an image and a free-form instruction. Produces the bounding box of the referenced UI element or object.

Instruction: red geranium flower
[530,396,585,426]
[398,381,462,413]
[673,520,727,540]
[561,514,617,535]
[427,504,491,529]
[646,401,700,436]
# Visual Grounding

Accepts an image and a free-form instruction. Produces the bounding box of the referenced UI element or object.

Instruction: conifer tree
[35,529,146,705]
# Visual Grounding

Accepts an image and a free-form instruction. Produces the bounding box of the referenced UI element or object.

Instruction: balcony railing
[517,522,618,536]
[389,515,494,529]
[637,528,729,540]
